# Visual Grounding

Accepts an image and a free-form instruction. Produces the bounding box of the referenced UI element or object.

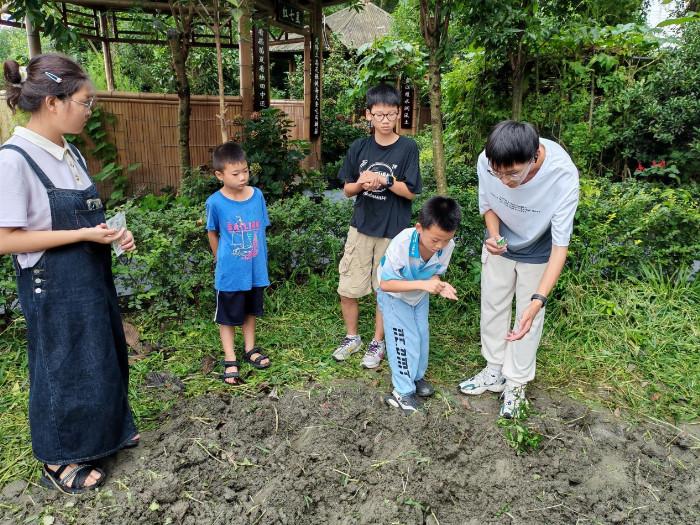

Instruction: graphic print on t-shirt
[226,216,260,260]
[359,159,399,202]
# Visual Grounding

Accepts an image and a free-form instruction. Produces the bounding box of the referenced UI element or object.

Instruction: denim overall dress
[2,144,137,464]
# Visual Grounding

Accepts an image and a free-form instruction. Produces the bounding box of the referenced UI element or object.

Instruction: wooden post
[308,0,322,168]
[25,15,41,57]
[303,27,312,168]
[238,2,253,118]
[99,11,116,91]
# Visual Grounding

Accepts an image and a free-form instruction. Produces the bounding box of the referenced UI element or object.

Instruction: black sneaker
[415,378,434,397]
[384,390,420,415]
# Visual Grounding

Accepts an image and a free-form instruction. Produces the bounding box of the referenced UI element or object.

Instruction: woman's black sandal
[243,347,270,369]
[122,435,140,449]
[221,360,243,384]
[40,464,105,494]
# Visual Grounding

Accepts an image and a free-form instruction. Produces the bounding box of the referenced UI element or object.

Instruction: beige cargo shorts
[337,226,391,298]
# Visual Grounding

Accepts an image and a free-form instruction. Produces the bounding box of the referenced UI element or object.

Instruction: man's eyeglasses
[487,159,534,182]
[370,112,399,122]
[70,97,96,110]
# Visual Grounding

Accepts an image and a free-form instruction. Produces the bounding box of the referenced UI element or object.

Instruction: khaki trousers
[480,246,547,386]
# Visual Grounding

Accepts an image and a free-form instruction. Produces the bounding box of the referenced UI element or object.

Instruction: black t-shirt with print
[339,135,422,239]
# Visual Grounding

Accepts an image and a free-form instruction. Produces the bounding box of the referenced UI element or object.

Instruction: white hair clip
[11,65,28,88]
[44,71,63,83]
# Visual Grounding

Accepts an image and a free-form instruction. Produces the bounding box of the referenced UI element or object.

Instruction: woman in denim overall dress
[0,55,138,493]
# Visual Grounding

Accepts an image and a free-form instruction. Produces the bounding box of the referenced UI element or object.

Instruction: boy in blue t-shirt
[378,197,462,414]
[206,142,271,384]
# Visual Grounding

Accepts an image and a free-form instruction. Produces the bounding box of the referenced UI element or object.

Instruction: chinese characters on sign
[310,35,321,139]
[276,1,304,28]
[252,25,270,111]
[400,78,414,130]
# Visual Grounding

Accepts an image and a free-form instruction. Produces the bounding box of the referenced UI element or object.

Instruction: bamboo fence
[0,91,307,195]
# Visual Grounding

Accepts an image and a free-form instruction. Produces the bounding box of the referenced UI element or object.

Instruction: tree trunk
[419,0,449,194]
[25,15,41,57]
[428,58,447,194]
[510,42,526,121]
[214,15,227,142]
[168,29,191,171]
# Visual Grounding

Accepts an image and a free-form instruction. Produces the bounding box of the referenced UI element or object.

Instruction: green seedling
[497,402,543,454]
[496,236,507,247]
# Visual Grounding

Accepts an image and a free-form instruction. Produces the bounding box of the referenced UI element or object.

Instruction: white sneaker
[332,335,362,361]
[458,366,506,395]
[500,384,527,419]
[361,339,385,369]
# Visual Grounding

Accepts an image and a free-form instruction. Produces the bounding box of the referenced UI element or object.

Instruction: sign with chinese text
[252,25,270,111]
[276,1,304,28]
[400,78,414,130]
[310,34,321,138]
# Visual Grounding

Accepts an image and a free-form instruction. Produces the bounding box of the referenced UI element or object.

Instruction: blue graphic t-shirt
[205,187,270,292]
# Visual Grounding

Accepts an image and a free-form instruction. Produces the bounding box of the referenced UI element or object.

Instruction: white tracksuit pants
[480,246,547,386]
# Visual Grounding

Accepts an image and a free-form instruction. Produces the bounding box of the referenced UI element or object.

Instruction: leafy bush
[108,194,353,318]
[112,196,214,319]
[569,179,700,278]
[266,195,353,281]
[2,177,696,324]
[321,113,367,165]
[236,108,310,202]
[0,256,16,323]
[179,167,220,204]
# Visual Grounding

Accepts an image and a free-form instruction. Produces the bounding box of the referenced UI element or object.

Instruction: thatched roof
[271,1,392,53]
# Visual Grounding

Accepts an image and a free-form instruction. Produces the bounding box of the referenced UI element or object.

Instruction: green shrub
[321,113,366,166]
[179,167,220,204]
[570,179,700,278]
[237,108,310,202]
[108,194,352,318]
[112,197,214,319]
[267,195,353,281]
[0,257,15,323]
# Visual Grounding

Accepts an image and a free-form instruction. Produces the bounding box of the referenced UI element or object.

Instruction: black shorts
[215,287,265,326]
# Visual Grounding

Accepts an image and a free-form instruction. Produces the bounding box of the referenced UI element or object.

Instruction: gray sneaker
[332,335,362,361]
[361,339,385,369]
[458,366,506,395]
[384,390,419,415]
[415,378,434,397]
[500,384,527,419]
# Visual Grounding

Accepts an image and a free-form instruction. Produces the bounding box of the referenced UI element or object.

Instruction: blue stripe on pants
[377,290,430,396]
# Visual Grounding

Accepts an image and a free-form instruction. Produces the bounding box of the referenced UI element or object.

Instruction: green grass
[1,268,698,484]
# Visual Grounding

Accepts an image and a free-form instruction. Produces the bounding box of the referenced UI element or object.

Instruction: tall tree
[196,0,242,142]
[419,0,451,194]
[168,0,196,171]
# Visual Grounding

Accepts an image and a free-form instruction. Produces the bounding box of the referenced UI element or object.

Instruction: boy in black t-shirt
[332,84,422,369]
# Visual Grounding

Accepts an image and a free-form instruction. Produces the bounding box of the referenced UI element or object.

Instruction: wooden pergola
[1,0,346,169]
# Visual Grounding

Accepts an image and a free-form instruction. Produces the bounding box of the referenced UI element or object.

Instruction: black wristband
[531,293,547,306]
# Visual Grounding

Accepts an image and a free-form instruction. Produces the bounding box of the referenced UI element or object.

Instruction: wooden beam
[57,0,172,11]
[99,11,116,91]
[239,2,253,118]
[308,0,322,168]
[303,24,311,144]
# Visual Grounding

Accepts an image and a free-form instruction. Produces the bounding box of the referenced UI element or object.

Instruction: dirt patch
[1,381,698,524]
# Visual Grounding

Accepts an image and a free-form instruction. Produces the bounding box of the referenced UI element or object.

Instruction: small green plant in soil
[497,402,543,454]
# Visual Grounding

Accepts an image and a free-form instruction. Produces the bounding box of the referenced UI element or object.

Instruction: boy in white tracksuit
[378,197,462,414]
[459,120,579,418]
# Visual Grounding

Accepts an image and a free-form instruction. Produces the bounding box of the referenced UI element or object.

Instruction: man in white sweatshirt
[459,120,579,418]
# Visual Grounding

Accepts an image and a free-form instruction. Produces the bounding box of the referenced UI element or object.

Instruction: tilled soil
[1,381,698,525]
